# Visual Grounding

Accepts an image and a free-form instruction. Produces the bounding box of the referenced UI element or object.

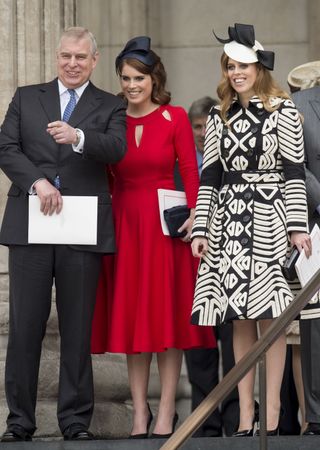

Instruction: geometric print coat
[191,96,308,326]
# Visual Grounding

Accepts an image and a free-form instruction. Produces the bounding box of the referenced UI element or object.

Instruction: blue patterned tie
[54,90,77,189]
[63,89,77,122]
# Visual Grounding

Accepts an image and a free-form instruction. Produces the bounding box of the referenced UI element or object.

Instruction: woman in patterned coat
[191,24,311,436]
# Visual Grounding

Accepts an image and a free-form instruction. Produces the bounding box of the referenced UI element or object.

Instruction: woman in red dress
[91,36,215,438]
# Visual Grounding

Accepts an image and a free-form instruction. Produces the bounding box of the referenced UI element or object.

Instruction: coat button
[247,149,254,156]
[244,192,252,200]
[243,215,250,223]
[241,237,249,245]
[251,126,258,134]
[222,128,228,136]
[222,149,230,157]
[257,109,264,116]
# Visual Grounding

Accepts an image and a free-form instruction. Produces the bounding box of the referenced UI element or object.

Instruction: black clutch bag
[163,205,190,238]
[282,247,299,281]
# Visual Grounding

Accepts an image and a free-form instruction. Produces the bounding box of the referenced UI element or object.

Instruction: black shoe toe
[1,426,32,442]
[303,423,320,436]
[63,423,93,440]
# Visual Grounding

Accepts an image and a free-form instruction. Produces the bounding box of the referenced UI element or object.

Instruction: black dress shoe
[151,412,179,439]
[129,403,153,439]
[1,425,32,442]
[63,423,94,440]
[303,423,320,435]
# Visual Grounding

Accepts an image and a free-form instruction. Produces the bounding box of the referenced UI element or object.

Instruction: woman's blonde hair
[217,53,290,123]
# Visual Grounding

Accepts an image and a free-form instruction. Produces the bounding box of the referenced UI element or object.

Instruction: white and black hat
[213,23,274,71]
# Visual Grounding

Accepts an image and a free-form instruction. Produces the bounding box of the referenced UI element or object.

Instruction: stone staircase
[0,273,191,439]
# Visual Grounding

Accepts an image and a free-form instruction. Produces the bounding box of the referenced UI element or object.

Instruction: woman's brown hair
[217,53,290,123]
[116,51,171,105]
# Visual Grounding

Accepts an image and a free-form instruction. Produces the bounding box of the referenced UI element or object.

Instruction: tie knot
[67,89,76,98]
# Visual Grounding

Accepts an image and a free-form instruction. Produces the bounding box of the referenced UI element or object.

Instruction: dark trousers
[5,244,101,434]
[300,318,320,423]
[279,345,300,435]
[184,323,239,437]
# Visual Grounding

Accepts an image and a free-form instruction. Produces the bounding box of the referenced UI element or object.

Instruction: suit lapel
[68,82,103,127]
[310,99,320,122]
[38,78,61,123]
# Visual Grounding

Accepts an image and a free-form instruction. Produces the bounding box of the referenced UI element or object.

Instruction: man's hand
[34,179,63,215]
[47,121,78,145]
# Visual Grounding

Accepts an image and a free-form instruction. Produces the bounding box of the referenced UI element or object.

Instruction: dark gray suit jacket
[292,87,320,226]
[0,78,127,253]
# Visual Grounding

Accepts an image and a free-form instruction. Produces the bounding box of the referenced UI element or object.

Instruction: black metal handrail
[160,268,320,450]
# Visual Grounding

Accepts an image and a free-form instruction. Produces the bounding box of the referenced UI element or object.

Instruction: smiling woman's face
[120,63,153,108]
[227,58,258,102]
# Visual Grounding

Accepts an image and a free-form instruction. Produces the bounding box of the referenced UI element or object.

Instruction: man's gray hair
[57,27,98,55]
[188,96,218,121]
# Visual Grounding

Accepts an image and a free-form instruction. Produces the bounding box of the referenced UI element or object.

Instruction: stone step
[0,398,190,439]
[0,435,316,450]
[0,349,190,400]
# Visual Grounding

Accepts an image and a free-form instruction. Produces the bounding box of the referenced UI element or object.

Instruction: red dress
[91,104,216,354]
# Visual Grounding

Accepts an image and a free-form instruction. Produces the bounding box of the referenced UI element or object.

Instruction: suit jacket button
[247,149,254,156]
[251,126,258,134]
[244,191,252,200]
[243,215,250,223]
[241,237,249,245]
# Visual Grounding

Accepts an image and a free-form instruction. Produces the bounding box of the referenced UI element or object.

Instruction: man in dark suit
[0,27,126,442]
[288,61,320,436]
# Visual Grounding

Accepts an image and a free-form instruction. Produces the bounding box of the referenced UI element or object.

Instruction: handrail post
[259,353,267,450]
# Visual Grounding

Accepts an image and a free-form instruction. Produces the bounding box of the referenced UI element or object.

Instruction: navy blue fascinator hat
[213,23,274,71]
[115,36,157,70]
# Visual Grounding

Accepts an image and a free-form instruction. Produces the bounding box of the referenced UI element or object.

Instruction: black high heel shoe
[129,403,153,439]
[151,412,179,439]
[232,402,259,437]
[255,406,282,436]
[255,426,279,436]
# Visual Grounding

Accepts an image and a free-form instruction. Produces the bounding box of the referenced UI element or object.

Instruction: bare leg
[292,344,307,433]
[127,353,153,435]
[153,348,183,434]
[233,320,258,431]
[259,319,286,430]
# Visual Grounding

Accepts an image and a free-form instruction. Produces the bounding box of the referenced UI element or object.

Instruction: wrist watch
[74,128,81,146]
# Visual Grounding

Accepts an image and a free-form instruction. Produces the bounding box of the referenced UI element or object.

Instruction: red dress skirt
[91,105,215,354]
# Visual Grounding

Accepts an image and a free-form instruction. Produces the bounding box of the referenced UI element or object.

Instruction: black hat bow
[115,36,157,70]
[213,23,274,70]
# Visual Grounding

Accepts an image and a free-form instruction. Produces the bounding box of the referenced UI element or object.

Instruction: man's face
[57,36,98,89]
[191,115,207,153]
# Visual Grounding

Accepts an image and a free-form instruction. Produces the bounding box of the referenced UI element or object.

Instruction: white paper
[295,224,320,286]
[28,195,98,245]
[157,189,187,236]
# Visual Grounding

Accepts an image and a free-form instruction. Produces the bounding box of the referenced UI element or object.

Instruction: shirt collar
[58,79,89,98]
[228,95,264,115]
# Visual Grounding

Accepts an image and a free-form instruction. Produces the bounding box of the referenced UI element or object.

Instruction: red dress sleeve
[172,106,199,207]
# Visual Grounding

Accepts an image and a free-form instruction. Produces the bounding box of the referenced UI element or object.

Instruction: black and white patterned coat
[191,96,308,326]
